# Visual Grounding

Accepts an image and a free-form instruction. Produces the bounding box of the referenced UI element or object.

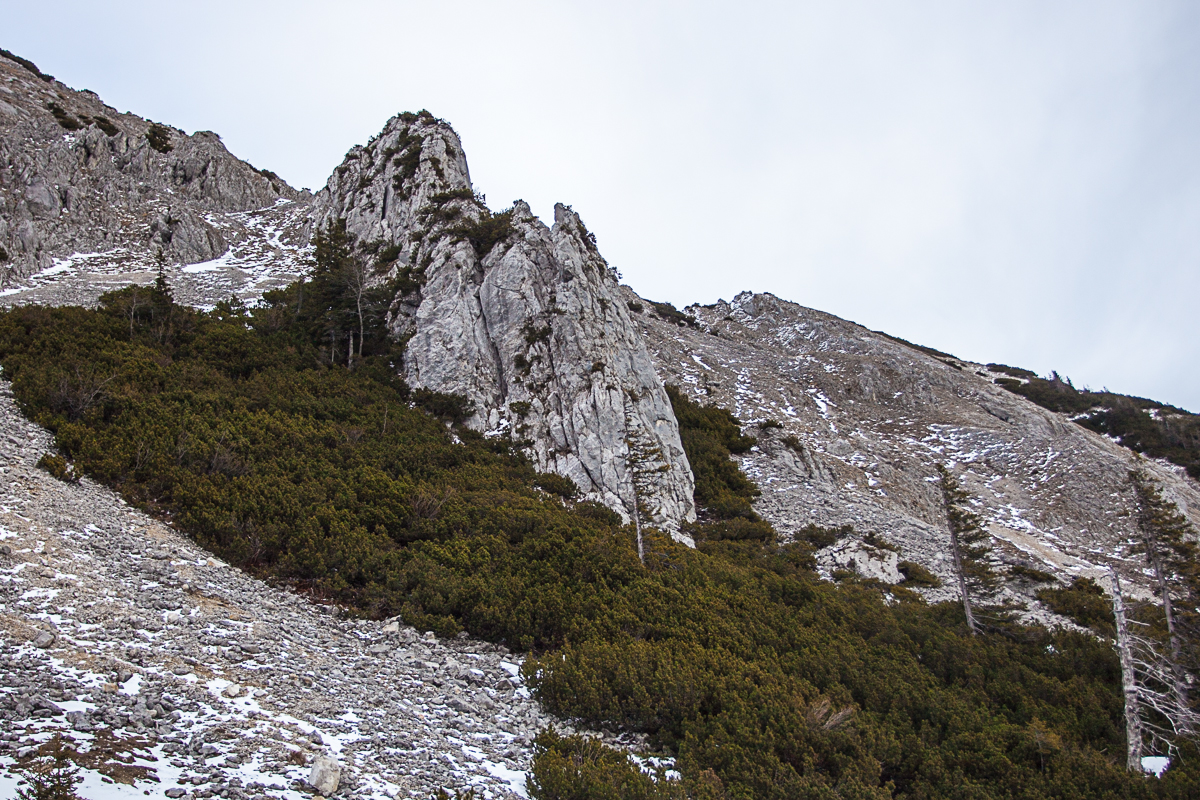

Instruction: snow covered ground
[0,200,312,311]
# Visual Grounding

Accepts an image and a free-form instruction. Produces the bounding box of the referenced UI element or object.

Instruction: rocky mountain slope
[3,51,1197,604]
[313,113,695,534]
[3,45,1200,797]
[0,51,311,307]
[632,290,1200,596]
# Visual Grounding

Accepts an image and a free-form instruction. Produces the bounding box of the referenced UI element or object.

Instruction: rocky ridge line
[632,289,1200,600]
[0,51,310,291]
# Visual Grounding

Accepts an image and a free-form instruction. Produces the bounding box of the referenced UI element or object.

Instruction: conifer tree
[623,394,669,565]
[937,464,994,635]
[1130,469,1198,729]
[302,220,392,366]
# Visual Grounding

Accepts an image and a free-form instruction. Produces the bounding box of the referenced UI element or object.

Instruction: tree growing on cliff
[1129,469,1199,733]
[937,465,995,636]
[623,394,669,565]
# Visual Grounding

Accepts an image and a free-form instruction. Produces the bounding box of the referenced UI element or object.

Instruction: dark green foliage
[991,369,1200,479]
[1038,578,1115,636]
[92,115,119,136]
[649,302,697,328]
[258,220,399,366]
[375,243,404,266]
[666,385,760,525]
[1009,564,1057,584]
[1,287,1198,796]
[874,330,959,360]
[535,472,579,499]
[757,418,782,430]
[46,102,82,131]
[523,323,552,345]
[626,301,643,313]
[450,209,515,259]
[37,452,79,483]
[796,523,852,550]
[938,466,995,588]
[987,363,1037,379]
[529,730,683,800]
[1,48,53,81]
[430,188,477,204]
[412,388,474,424]
[0,246,9,262]
[390,126,424,199]
[508,401,532,417]
[898,559,942,587]
[145,123,174,153]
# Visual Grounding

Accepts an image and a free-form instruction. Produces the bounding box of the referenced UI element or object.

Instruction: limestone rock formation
[314,113,696,533]
[0,50,309,292]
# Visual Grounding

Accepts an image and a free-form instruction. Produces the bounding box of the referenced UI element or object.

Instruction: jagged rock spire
[314,112,696,534]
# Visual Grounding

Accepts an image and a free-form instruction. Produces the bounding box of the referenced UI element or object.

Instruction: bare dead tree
[1130,469,1197,727]
[1109,567,1200,770]
[1110,568,1144,771]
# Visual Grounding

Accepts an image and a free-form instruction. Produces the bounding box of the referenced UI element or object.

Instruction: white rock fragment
[308,752,341,796]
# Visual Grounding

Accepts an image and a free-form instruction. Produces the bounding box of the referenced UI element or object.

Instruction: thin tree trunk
[1111,568,1144,772]
[623,396,645,565]
[947,524,978,635]
[357,293,365,358]
[1152,552,1190,730]
[633,504,644,565]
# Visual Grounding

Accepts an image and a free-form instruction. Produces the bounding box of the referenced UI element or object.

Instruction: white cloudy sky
[8,1,1200,410]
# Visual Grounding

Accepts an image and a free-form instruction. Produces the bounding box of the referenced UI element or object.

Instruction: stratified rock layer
[315,114,695,532]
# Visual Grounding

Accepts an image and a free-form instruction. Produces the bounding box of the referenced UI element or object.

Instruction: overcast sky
[7,1,1200,410]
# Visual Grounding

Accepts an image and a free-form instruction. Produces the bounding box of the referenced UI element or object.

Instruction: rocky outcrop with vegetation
[0,50,308,290]
[313,113,695,533]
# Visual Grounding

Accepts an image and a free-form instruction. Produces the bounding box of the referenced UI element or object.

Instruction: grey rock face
[315,114,695,532]
[634,289,1200,600]
[0,53,308,284]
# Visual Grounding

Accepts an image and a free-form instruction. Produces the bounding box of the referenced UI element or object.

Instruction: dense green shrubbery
[666,386,762,528]
[0,258,1195,795]
[46,102,82,131]
[1037,578,1116,636]
[649,302,698,328]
